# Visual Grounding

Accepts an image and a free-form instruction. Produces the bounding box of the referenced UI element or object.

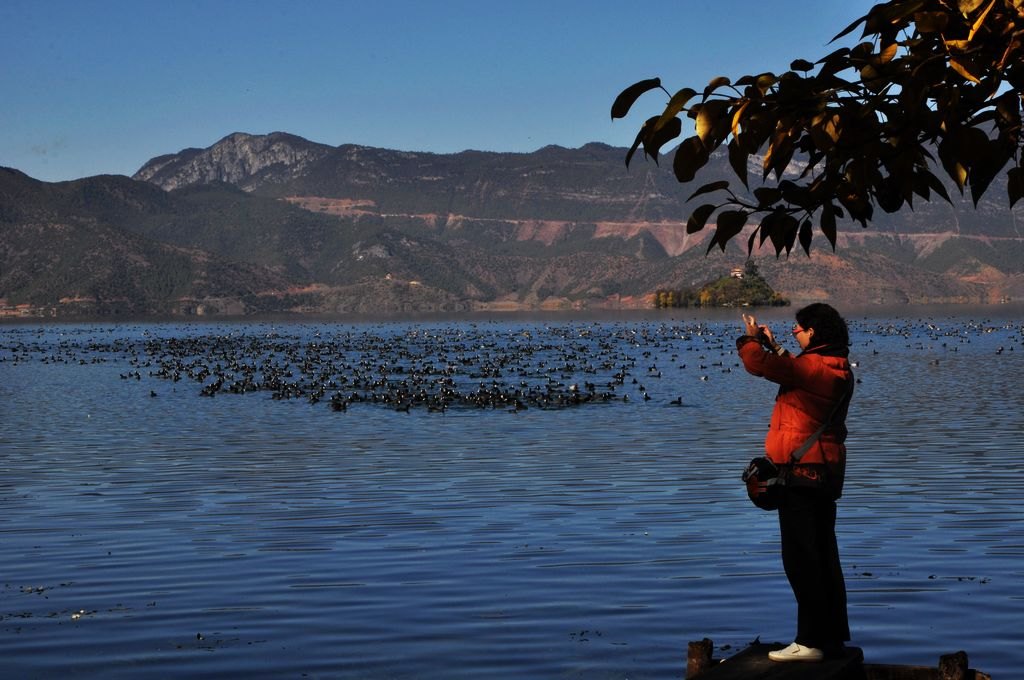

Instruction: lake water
[1,309,1021,678]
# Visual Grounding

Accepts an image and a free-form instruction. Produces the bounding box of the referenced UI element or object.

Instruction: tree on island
[613,0,1024,257]
[654,259,790,308]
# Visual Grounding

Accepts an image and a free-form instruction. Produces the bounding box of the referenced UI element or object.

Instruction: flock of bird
[131,324,734,412]
[2,317,1020,414]
[2,322,744,412]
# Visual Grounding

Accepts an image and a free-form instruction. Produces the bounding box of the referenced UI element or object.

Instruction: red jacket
[737,336,853,493]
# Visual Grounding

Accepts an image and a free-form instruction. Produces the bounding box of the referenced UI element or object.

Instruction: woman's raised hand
[742,313,760,337]
[743,313,776,347]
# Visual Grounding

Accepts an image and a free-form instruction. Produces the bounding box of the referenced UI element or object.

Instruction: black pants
[778,487,850,651]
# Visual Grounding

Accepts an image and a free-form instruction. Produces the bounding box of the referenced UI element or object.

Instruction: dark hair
[795,303,849,348]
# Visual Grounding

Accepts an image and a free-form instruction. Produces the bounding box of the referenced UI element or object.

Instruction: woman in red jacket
[738,303,854,663]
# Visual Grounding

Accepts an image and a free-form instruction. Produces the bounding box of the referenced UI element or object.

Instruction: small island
[654,261,789,308]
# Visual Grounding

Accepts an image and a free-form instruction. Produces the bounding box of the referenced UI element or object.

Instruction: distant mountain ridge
[136,133,697,225]
[0,167,298,317]
[3,131,1023,318]
[134,132,335,192]
[131,131,1024,304]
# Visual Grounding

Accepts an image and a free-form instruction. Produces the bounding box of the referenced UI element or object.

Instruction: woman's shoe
[768,642,825,662]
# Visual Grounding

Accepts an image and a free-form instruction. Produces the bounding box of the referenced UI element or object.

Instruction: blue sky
[2,0,876,183]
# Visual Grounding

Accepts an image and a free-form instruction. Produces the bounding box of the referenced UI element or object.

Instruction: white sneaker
[768,642,824,662]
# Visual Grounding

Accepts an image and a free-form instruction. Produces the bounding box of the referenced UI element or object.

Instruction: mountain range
[3,131,1024,318]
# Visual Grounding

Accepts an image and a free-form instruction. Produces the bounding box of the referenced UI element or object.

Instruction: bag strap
[790,380,853,463]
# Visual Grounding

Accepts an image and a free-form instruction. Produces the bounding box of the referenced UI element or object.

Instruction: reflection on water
[1,313,1021,678]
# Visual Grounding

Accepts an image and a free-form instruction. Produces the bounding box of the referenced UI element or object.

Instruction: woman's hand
[742,313,760,338]
[743,313,777,349]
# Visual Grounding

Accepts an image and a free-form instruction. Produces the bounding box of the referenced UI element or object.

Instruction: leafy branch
[612,0,1024,256]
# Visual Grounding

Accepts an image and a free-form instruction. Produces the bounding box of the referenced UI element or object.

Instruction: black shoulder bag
[742,383,852,511]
